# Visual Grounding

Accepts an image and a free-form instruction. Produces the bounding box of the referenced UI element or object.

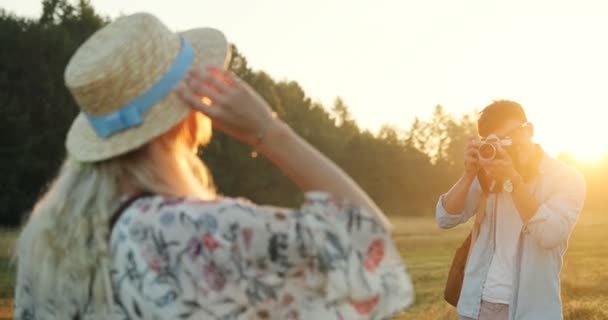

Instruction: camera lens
[479,143,496,160]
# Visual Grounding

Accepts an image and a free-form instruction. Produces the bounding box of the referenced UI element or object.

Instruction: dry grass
[392,209,608,319]
[0,210,606,319]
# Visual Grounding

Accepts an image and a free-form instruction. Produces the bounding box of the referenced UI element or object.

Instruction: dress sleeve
[190,191,414,319]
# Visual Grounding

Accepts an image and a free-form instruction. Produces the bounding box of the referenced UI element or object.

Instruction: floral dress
[15,192,414,319]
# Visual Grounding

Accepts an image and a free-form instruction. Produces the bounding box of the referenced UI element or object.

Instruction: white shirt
[482,193,524,304]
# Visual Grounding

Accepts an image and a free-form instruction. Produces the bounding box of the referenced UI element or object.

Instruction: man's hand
[481,146,519,181]
[464,137,480,178]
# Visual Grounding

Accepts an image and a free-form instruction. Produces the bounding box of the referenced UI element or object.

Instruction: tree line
[1,0,605,226]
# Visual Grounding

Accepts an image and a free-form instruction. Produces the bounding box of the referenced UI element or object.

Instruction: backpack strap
[76,192,153,319]
[108,192,153,232]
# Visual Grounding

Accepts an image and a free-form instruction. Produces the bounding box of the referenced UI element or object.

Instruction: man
[436,100,586,320]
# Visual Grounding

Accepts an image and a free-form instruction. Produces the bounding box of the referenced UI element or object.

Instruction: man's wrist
[463,171,477,184]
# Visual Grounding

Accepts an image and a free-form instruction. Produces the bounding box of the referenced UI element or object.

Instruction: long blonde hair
[15,111,214,317]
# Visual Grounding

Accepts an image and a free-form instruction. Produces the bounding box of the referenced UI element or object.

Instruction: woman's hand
[175,65,277,145]
[176,66,391,230]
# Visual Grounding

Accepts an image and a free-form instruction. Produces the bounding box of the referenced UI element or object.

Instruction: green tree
[0,1,107,225]
[4,0,603,227]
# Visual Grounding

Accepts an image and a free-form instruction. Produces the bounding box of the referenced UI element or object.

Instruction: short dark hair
[478,100,527,137]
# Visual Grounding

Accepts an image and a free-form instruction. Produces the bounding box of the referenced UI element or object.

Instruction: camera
[478,134,512,161]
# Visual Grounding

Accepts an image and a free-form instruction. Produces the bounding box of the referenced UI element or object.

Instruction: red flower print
[364,239,385,272]
[285,310,300,320]
[202,233,220,251]
[281,293,294,306]
[149,257,164,272]
[203,263,226,291]
[328,196,343,212]
[188,237,202,260]
[242,228,253,249]
[142,249,167,272]
[351,294,380,315]
[138,203,151,213]
[308,261,315,272]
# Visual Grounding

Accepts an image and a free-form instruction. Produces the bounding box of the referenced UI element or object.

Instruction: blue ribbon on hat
[85,36,194,138]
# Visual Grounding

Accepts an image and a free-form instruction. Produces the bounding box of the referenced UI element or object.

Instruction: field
[393,210,608,319]
[0,210,607,319]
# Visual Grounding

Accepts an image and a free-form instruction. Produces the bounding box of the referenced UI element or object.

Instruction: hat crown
[65,13,180,116]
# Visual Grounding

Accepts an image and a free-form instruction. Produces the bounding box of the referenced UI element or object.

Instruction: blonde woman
[14,12,414,320]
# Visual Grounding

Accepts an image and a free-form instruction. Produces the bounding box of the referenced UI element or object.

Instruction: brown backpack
[444,194,488,306]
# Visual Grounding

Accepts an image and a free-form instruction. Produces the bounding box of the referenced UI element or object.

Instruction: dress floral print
[15,192,414,319]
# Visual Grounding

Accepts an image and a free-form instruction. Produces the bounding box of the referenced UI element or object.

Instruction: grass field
[392,209,608,319]
[0,209,606,319]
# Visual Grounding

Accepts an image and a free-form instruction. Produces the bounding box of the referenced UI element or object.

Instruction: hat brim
[66,28,230,162]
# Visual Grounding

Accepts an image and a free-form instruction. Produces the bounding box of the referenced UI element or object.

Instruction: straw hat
[65,12,230,162]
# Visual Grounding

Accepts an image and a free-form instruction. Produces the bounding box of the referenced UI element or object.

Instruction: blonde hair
[15,111,214,317]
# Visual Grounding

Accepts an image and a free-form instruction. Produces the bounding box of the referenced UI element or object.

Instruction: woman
[14,12,413,319]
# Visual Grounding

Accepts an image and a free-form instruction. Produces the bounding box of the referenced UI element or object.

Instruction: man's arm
[436,137,482,229]
[436,172,482,229]
[486,148,586,249]
[510,176,540,223]
[442,173,476,214]
[520,168,586,249]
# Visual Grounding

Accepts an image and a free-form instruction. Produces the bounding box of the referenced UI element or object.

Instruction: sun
[557,134,607,163]
[533,119,607,165]
[559,147,607,165]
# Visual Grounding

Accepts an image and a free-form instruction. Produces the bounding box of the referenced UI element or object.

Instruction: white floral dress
[15,192,414,319]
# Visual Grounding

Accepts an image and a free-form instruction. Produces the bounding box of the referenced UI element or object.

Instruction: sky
[2,0,607,159]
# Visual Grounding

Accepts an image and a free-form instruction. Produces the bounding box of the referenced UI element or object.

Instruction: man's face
[485,118,534,172]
